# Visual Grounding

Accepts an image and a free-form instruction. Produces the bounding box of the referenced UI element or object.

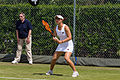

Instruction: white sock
[73,71,77,73]
[50,70,53,72]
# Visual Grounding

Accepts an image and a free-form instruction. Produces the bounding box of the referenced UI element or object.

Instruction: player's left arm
[62,25,72,43]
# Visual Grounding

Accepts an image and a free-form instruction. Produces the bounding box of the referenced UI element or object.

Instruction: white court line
[0,77,47,80]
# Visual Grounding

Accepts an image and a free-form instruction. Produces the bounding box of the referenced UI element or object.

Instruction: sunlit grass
[0,62,120,80]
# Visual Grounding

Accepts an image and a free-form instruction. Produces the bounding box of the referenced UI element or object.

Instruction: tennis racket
[42,20,54,36]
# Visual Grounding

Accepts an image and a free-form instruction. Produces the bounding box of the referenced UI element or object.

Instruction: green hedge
[0,4,120,58]
[76,4,120,58]
[0,4,74,56]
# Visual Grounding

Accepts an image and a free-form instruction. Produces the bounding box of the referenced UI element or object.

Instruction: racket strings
[42,20,53,36]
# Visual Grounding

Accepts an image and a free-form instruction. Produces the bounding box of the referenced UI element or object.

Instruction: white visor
[55,15,64,20]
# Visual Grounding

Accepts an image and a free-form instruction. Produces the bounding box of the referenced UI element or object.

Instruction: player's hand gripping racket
[42,20,54,36]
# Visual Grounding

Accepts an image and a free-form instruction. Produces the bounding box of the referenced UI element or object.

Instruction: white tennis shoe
[11,60,18,64]
[46,70,53,75]
[72,71,79,77]
[29,60,33,65]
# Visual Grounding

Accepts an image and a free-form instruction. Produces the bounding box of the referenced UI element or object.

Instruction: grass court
[0,62,120,80]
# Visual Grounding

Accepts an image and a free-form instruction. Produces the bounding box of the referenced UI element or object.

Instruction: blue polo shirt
[16,19,32,39]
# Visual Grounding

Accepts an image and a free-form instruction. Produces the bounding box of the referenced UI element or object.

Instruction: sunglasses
[19,16,23,17]
[55,17,61,20]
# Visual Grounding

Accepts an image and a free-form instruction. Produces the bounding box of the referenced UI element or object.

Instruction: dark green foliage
[75,4,120,58]
[0,4,73,56]
[0,4,120,58]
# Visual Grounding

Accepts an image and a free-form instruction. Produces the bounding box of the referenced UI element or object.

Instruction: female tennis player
[46,15,79,77]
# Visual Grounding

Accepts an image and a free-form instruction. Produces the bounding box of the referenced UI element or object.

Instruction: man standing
[12,12,33,64]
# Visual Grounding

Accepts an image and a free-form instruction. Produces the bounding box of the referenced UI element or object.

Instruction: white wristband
[54,37,57,39]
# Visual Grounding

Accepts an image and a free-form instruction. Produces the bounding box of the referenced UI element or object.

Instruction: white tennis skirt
[55,40,73,53]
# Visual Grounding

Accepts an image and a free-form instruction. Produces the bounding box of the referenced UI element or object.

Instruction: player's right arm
[53,26,59,42]
[53,26,63,44]
[53,26,57,37]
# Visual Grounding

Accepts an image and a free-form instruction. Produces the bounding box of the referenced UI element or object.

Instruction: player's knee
[17,48,22,51]
[64,56,69,61]
[52,57,57,61]
[17,46,22,50]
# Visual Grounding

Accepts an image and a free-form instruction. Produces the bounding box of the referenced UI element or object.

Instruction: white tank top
[55,24,73,52]
[56,24,68,40]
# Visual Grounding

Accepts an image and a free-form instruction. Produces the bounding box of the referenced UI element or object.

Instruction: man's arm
[16,30,19,44]
[27,30,32,39]
[26,30,32,44]
[26,20,32,44]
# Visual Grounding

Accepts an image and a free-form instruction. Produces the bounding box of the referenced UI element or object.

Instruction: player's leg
[64,52,76,71]
[12,39,23,64]
[46,52,63,75]
[25,35,33,64]
[50,52,63,70]
[64,52,79,77]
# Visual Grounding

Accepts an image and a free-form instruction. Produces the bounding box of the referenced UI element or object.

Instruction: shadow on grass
[33,73,63,76]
